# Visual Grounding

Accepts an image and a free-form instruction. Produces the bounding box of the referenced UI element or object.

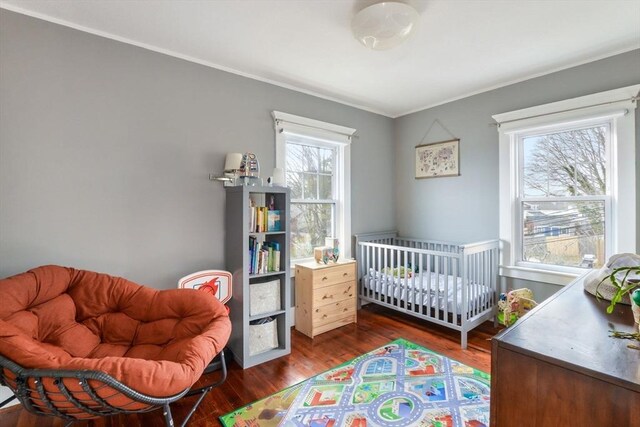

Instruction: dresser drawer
[313,299,356,326]
[312,281,355,306]
[311,263,355,288]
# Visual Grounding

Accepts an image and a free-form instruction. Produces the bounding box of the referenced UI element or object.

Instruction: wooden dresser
[294,259,357,338]
[491,274,640,426]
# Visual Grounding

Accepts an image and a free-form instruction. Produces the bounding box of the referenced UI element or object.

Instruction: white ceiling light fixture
[351,1,420,51]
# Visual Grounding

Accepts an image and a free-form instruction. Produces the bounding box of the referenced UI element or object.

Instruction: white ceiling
[2,0,639,117]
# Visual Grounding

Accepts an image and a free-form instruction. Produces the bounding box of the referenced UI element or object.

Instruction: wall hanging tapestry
[415,118,460,178]
[220,338,490,426]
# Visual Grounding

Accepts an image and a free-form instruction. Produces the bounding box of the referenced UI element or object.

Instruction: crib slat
[395,248,400,307]
[475,252,480,314]
[483,251,488,311]
[398,250,413,311]
[470,253,475,319]
[411,251,417,314]
[387,245,392,305]
[475,252,479,318]
[468,253,473,320]
[443,254,449,323]
[359,242,364,303]
[474,252,480,318]
[372,245,376,301]
[452,256,458,323]
[435,255,441,321]
[365,244,369,300]
[425,252,431,318]
[382,249,394,304]
[367,244,372,301]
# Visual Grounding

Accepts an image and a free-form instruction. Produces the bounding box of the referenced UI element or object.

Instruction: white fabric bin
[250,279,281,316]
[249,317,279,356]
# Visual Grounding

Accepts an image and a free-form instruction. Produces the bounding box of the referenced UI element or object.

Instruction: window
[273,111,355,263]
[494,85,638,285]
[287,141,336,259]
[519,121,610,270]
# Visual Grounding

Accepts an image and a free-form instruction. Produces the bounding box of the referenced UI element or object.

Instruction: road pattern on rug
[220,338,490,427]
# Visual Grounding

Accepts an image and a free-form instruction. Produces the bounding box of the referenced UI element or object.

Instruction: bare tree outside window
[521,124,608,268]
[286,142,336,259]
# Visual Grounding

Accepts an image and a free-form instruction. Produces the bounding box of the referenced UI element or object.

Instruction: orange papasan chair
[0,265,231,427]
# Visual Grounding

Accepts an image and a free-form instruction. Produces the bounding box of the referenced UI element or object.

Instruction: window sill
[500,265,582,286]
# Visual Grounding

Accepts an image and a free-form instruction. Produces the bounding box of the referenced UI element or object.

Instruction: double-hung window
[273,111,356,263]
[518,121,610,270]
[494,85,638,285]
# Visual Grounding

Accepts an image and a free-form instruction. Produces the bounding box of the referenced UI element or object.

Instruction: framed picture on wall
[415,139,460,179]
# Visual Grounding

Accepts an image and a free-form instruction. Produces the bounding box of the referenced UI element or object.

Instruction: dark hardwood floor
[0,305,500,426]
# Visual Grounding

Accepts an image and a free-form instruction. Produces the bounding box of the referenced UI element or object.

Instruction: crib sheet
[363,269,493,313]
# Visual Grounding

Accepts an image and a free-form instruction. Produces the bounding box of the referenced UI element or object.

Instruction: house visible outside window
[494,85,638,285]
[272,111,356,264]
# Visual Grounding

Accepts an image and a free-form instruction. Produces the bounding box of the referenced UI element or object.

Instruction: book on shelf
[267,210,281,232]
[248,239,281,275]
[249,202,281,233]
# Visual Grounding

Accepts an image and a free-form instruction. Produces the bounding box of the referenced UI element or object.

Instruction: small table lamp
[210,152,243,186]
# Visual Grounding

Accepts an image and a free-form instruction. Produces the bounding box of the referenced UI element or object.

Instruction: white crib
[355,231,499,349]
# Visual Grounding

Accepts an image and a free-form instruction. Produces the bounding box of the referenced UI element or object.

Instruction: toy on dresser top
[313,238,340,264]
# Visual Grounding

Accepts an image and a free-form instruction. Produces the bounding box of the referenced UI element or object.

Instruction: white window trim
[272,111,356,272]
[493,85,639,285]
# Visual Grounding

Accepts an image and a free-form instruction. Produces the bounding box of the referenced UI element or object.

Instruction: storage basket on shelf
[248,317,279,356]
[250,279,281,316]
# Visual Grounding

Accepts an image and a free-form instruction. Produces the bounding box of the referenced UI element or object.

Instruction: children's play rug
[220,338,490,426]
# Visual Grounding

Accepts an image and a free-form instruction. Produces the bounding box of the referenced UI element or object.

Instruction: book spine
[248,237,255,274]
[262,207,268,232]
[250,206,256,232]
[260,247,268,274]
[273,242,280,272]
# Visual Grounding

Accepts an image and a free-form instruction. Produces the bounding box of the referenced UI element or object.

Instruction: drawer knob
[322,314,328,319]
[343,272,348,276]
[322,276,328,281]
[343,308,348,312]
[322,294,333,300]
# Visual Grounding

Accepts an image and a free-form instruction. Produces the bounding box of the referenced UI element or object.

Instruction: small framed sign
[178,270,232,304]
[415,139,460,179]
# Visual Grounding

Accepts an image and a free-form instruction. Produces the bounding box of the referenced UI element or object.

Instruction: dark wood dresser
[491,274,640,426]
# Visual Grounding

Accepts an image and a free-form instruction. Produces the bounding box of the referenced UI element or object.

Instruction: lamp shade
[351,2,419,50]
[224,153,243,172]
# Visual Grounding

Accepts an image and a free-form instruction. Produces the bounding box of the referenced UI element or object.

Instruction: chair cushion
[0,265,231,397]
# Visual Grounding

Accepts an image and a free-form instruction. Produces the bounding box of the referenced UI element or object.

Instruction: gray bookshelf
[225,185,291,369]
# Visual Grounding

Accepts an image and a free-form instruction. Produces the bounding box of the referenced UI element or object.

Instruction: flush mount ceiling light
[351,2,420,50]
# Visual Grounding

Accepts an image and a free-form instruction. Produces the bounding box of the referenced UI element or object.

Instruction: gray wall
[0,10,396,287]
[394,49,640,296]
[1,10,638,311]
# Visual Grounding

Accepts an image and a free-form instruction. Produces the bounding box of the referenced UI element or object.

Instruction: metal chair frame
[0,350,227,427]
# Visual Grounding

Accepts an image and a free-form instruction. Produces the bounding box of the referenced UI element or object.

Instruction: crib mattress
[362,270,494,313]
